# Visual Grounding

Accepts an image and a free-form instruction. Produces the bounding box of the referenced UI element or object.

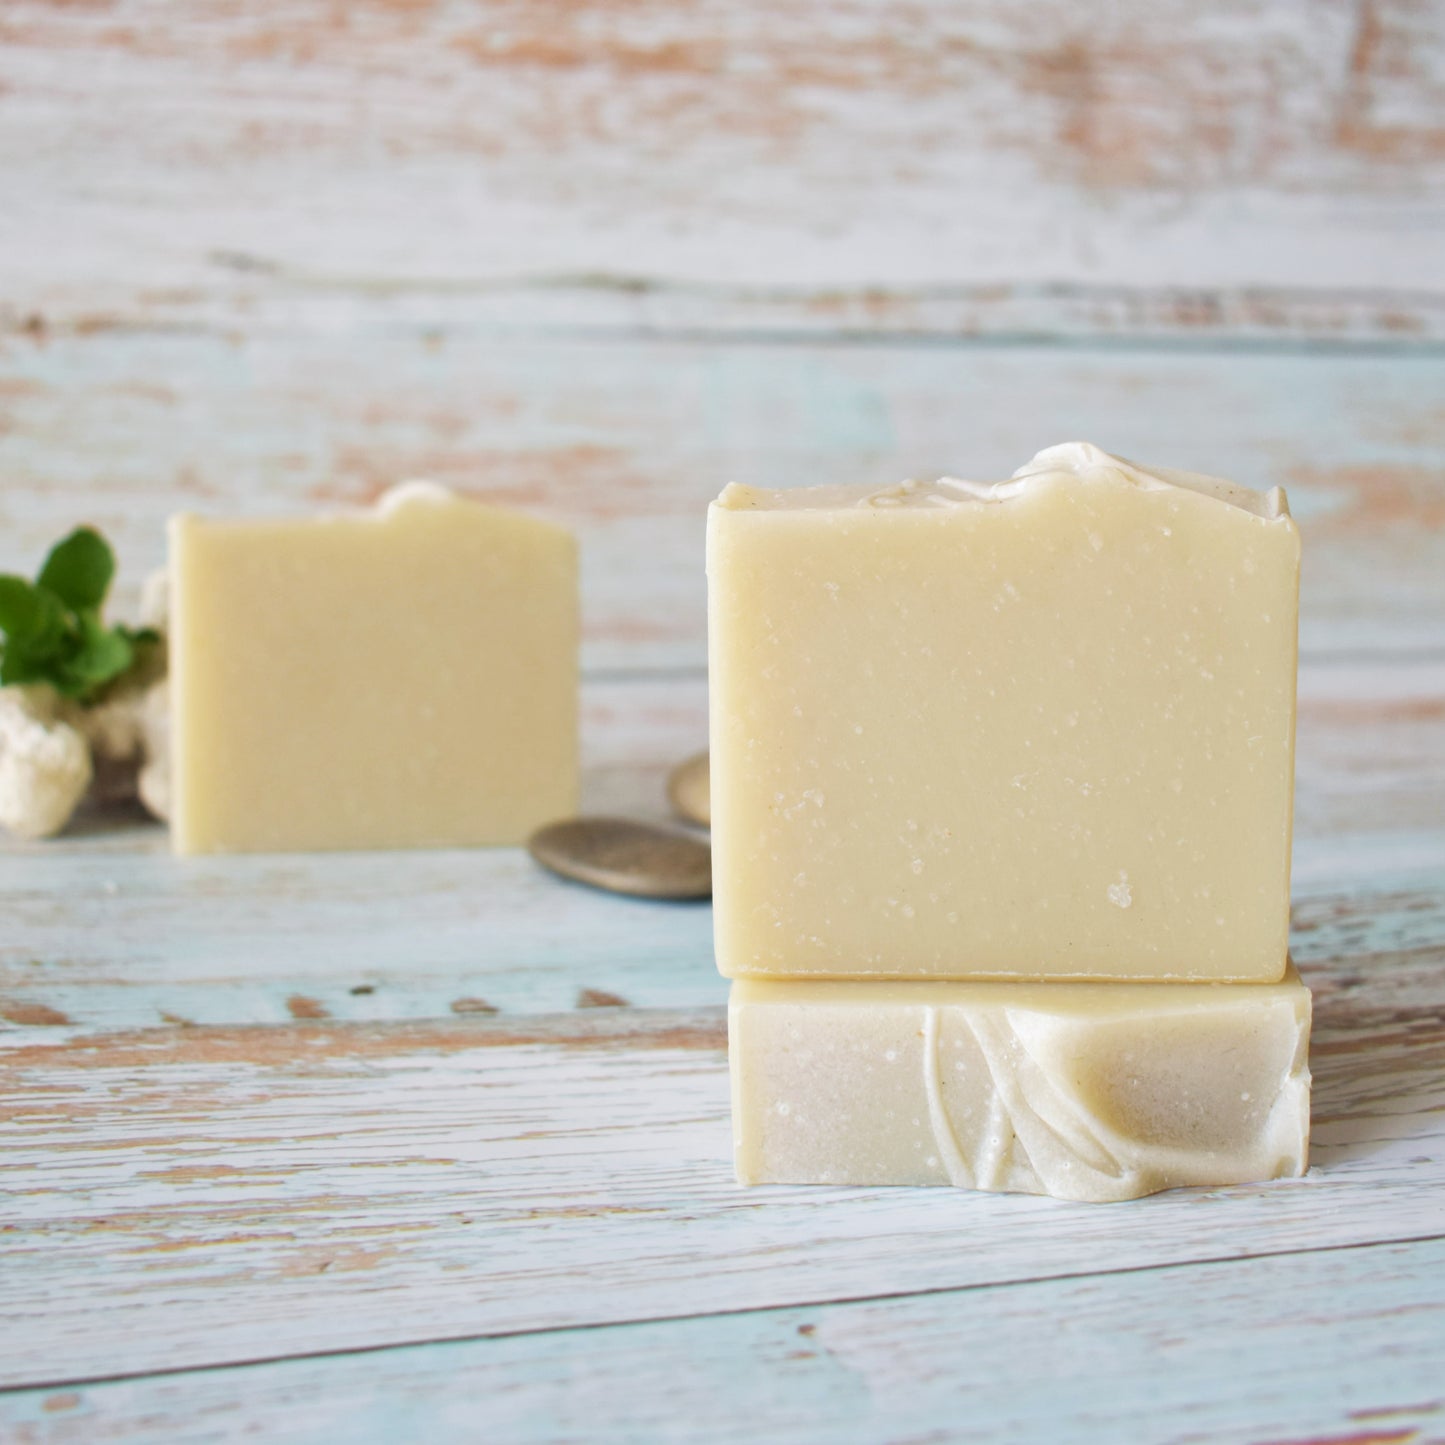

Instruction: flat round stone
[528,817,712,900]
[667,751,710,828]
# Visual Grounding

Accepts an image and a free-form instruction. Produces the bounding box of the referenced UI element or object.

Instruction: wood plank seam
[3,1231,1442,1401]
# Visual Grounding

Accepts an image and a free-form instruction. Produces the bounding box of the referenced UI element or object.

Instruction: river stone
[528,817,712,900]
[667,751,710,827]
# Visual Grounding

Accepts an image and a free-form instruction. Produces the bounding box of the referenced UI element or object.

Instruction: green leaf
[0,642,57,687]
[0,575,37,638]
[0,528,146,703]
[0,575,68,658]
[55,613,134,699]
[37,527,115,613]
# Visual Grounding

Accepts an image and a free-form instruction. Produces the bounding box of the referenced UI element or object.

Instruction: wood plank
[3,1237,1442,1444]
[2,333,1442,671]
[1,921,1441,1387]
[0,825,1438,1036]
[2,0,1444,337]
[0,650,1441,1035]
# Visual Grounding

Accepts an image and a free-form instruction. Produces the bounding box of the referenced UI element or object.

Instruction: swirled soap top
[714,441,1289,522]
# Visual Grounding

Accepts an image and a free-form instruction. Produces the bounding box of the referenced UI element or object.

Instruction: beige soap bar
[707,442,1300,982]
[170,483,578,854]
[730,966,1311,1202]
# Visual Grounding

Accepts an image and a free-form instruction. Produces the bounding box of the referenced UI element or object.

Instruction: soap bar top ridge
[714,441,1290,520]
[707,442,1300,982]
[170,483,579,855]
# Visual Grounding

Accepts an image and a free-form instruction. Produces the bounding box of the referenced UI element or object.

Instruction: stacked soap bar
[708,442,1310,1202]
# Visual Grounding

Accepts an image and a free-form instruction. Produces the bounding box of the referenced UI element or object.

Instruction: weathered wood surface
[1,344,1443,1431]
[3,4,1445,1427]
[2,334,1443,671]
[1,667,1442,1035]
[1,641,1443,1393]
[4,1238,1443,1445]
[3,0,1445,340]
[1,933,1443,1391]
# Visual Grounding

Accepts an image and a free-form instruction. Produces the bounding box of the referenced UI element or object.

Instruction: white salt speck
[911,858,925,875]
[1088,532,1104,552]
[946,912,959,925]
[901,905,915,919]
[1240,1092,1251,1102]
[1170,777,1184,794]
[777,1101,792,1116]
[884,1049,897,1062]
[853,724,864,735]
[1107,872,1133,909]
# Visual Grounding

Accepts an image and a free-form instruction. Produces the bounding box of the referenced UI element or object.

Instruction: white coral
[137,677,170,822]
[66,674,170,823]
[0,685,93,839]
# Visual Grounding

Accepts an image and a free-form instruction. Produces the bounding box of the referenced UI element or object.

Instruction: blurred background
[1,0,1441,717]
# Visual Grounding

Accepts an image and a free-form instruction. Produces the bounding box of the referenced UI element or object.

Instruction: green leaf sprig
[0,528,157,703]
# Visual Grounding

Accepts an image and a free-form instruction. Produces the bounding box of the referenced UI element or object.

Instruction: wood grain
[2,1238,1442,1444]
[0,659,1440,1036]
[1,7,1443,1424]
[1,0,1443,339]
[1,912,1442,1388]
[2,333,1442,672]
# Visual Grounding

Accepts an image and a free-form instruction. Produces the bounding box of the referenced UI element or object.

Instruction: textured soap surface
[170,484,578,854]
[707,442,1300,981]
[730,967,1311,1202]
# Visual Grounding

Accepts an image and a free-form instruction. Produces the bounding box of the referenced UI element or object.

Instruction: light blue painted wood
[0,825,1438,1037]
[2,1237,1441,1445]
[0,913,1441,1387]
[0,643,1439,1039]
[2,268,1442,1438]
[2,334,1443,672]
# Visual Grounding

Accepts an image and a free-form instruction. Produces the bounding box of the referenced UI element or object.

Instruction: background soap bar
[730,968,1311,1203]
[171,483,578,854]
[707,443,1300,981]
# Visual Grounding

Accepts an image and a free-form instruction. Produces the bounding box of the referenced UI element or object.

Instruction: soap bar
[707,443,1299,981]
[170,483,578,854]
[730,966,1311,1202]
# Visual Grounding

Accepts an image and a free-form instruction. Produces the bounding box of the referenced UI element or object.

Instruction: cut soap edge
[728,967,1311,1203]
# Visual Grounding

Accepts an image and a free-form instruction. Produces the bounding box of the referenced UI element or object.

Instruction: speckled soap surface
[707,443,1300,982]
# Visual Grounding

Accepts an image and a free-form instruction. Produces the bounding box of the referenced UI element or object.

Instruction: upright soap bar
[730,967,1311,1202]
[170,483,578,854]
[707,443,1300,982]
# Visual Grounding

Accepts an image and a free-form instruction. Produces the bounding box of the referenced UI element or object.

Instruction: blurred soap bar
[730,967,1311,1202]
[707,442,1299,982]
[170,483,577,854]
